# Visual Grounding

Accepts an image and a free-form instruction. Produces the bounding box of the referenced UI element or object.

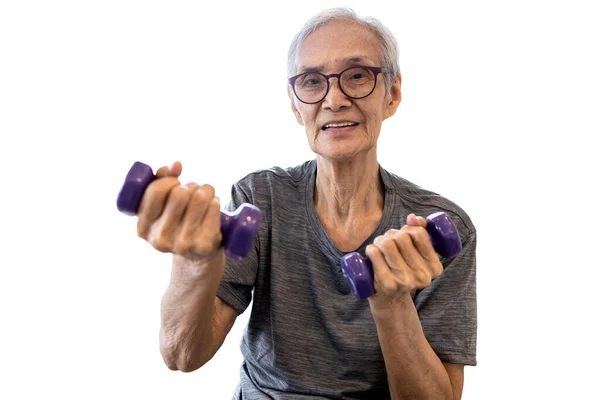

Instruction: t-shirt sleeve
[414,230,478,366]
[215,181,260,315]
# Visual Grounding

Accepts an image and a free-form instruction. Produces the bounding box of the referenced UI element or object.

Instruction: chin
[316,146,364,163]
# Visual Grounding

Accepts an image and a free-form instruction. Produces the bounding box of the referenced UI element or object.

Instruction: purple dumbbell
[117,161,261,259]
[340,212,462,299]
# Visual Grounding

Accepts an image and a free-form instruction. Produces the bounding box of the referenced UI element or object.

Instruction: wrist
[170,252,225,287]
[368,291,414,317]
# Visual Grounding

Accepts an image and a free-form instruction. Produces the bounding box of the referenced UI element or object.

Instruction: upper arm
[210,296,239,356]
[443,362,464,400]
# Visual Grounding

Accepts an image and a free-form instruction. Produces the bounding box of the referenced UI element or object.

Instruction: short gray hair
[287,7,401,93]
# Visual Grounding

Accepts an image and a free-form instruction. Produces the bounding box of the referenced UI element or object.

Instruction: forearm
[370,294,454,400]
[159,254,224,372]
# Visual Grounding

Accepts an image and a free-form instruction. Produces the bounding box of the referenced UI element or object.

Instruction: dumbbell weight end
[341,212,462,299]
[116,161,261,259]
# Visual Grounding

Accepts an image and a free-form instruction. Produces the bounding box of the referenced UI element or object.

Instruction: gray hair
[287,7,401,93]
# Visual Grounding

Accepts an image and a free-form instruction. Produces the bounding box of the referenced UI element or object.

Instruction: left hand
[366,213,443,306]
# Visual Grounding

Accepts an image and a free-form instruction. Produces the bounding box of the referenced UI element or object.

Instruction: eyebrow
[298,57,372,74]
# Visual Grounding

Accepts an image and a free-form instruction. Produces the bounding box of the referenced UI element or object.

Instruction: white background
[1,0,599,399]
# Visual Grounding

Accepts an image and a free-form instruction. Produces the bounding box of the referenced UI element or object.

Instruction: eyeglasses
[288,66,390,104]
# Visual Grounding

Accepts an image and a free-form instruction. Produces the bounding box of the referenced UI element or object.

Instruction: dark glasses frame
[288,66,390,104]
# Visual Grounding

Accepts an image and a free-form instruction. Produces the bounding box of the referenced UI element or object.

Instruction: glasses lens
[340,67,376,98]
[294,73,327,103]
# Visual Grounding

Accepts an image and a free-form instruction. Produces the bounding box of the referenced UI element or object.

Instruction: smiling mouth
[322,122,359,130]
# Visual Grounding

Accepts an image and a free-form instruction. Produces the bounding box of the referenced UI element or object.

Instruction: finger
[137,177,180,238]
[151,183,200,255]
[388,229,425,270]
[366,244,408,294]
[170,161,183,177]
[191,195,223,256]
[391,229,434,285]
[399,225,439,263]
[401,226,444,285]
[406,213,427,228]
[365,244,394,282]
[181,182,200,194]
[179,184,215,243]
[143,184,192,252]
[156,161,183,179]
[373,234,411,275]
[156,184,195,232]
[145,185,192,253]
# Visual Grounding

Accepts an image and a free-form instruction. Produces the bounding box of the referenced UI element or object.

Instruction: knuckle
[147,226,173,253]
[379,279,394,293]
[169,185,190,202]
[365,244,377,257]
[395,231,412,246]
[191,186,215,206]
[150,236,172,253]
[183,182,200,192]
[384,228,399,237]
[146,177,178,198]
[401,270,413,284]
[418,269,433,288]
[137,221,147,239]
[415,227,429,241]
[199,184,215,198]
[373,236,384,247]
[416,269,432,287]
[188,189,208,207]
[378,237,395,252]
[433,262,444,277]
[143,184,160,202]
[208,197,221,211]
[392,279,405,293]
[373,236,395,251]
[173,240,192,256]
[193,238,216,256]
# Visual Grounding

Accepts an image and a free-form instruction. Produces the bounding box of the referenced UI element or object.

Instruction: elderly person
[136,7,477,400]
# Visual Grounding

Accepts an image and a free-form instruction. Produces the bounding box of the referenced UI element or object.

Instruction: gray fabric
[216,159,477,399]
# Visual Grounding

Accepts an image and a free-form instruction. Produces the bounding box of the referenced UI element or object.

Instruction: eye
[350,72,366,80]
[342,67,374,86]
[297,73,326,90]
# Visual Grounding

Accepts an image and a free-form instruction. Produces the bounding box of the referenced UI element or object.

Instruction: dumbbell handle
[117,161,261,259]
[340,212,461,299]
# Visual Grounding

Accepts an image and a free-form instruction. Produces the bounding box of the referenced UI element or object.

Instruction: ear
[383,75,402,120]
[288,86,305,126]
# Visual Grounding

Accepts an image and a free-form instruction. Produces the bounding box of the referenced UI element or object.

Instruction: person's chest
[249,237,389,395]
[313,202,383,253]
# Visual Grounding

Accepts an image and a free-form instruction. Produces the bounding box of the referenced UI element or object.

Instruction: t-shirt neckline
[304,159,397,262]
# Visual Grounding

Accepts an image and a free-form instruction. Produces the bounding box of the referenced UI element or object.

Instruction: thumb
[406,213,427,228]
[155,161,182,179]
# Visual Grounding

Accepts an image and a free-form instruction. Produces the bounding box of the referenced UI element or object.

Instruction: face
[288,20,401,162]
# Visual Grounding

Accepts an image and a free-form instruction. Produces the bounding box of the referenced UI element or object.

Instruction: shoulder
[381,166,476,237]
[231,159,315,202]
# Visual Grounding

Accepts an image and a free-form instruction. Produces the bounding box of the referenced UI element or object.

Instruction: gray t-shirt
[216,159,477,399]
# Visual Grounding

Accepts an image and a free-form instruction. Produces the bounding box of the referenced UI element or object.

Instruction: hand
[135,161,224,263]
[366,213,443,306]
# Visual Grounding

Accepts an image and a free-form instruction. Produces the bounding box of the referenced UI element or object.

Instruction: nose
[322,78,351,111]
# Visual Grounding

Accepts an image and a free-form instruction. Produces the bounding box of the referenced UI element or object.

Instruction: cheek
[360,108,385,140]
[364,108,383,127]
[298,107,319,129]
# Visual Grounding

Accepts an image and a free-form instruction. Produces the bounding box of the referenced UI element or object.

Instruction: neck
[313,152,384,222]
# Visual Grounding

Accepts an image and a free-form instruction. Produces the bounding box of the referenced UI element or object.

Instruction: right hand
[136,161,224,263]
